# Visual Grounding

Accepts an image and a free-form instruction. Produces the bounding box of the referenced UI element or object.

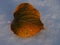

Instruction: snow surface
[0,0,60,45]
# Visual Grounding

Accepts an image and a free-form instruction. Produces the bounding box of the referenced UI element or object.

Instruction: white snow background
[0,0,60,45]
